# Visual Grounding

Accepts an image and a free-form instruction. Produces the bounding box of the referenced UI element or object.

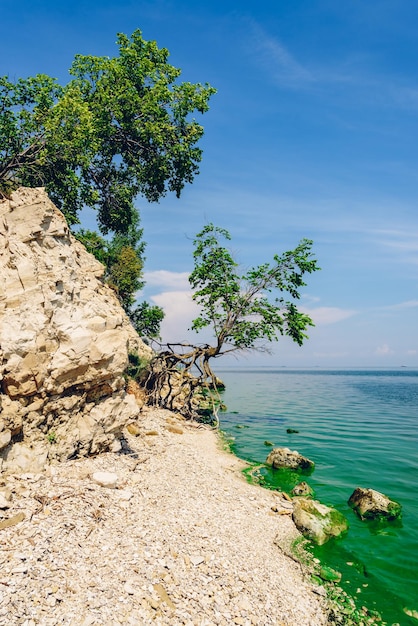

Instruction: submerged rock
[266,447,314,471]
[319,566,342,583]
[292,498,348,545]
[348,487,402,521]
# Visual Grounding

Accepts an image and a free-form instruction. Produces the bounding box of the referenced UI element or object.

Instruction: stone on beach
[92,471,119,489]
[0,488,12,509]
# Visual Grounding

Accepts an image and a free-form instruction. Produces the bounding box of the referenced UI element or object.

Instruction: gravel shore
[0,407,329,626]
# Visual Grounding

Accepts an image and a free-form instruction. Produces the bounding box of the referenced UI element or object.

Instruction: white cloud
[247,20,418,112]
[249,22,314,86]
[301,294,321,304]
[376,344,394,356]
[143,270,190,290]
[150,290,202,343]
[380,300,418,311]
[372,228,418,251]
[303,306,357,326]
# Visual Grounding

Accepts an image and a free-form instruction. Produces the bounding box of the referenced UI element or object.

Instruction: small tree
[145,224,319,422]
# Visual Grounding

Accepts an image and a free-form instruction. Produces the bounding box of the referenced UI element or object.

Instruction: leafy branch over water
[144,223,319,422]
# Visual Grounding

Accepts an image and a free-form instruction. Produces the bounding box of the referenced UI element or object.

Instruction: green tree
[145,224,319,421]
[130,302,165,340]
[76,222,163,340]
[0,30,215,338]
[0,30,216,234]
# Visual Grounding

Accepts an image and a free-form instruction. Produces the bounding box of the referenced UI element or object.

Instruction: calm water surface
[218,369,418,626]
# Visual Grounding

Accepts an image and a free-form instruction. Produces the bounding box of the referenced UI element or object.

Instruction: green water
[218,368,418,626]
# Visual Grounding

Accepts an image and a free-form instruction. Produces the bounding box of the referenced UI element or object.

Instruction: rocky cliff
[0,187,152,472]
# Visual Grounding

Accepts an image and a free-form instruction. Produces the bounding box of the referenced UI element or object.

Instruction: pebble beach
[0,407,329,626]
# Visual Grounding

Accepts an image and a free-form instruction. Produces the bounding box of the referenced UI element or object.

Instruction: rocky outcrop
[0,187,152,472]
[265,447,314,471]
[348,487,402,521]
[292,498,348,545]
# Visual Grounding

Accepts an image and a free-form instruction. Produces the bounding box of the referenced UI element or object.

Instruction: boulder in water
[348,487,402,521]
[292,498,348,545]
[266,447,314,471]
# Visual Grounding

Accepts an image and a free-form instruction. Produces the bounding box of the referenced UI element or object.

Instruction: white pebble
[92,471,118,488]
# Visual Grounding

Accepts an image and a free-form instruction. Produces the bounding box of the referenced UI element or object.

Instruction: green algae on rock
[292,498,348,545]
[348,487,402,521]
[291,481,314,498]
[266,447,314,471]
[320,565,342,583]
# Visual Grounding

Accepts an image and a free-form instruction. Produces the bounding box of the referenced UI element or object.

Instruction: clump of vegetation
[46,431,57,444]
[288,537,386,625]
[75,226,164,340]
[325,584,385,625]
[125,351,150,382]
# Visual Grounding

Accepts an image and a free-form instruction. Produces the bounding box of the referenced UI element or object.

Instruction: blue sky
[3,0,418,367]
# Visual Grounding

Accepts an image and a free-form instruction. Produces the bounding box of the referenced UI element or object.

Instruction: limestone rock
[2,442,48,474]
[0,487,12,509]
[292,498,348,545]
[265,447,314,471]
[92,471,118,489]
[0,429,11,451]
[0,187,152,472]
[348,487,402,521]
[126,422,142,436]
[291,481,314,497]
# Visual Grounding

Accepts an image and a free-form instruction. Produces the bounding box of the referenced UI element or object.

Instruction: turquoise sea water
[217,368,418,626]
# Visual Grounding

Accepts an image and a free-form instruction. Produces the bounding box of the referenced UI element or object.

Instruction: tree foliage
[75,223,163,340]
[145,224,319,422]
[189,224,318,352]
[0,30,216,235]
[129,302,165,340]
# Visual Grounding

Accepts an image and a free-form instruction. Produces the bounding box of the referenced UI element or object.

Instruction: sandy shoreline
[0,407,329,625]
